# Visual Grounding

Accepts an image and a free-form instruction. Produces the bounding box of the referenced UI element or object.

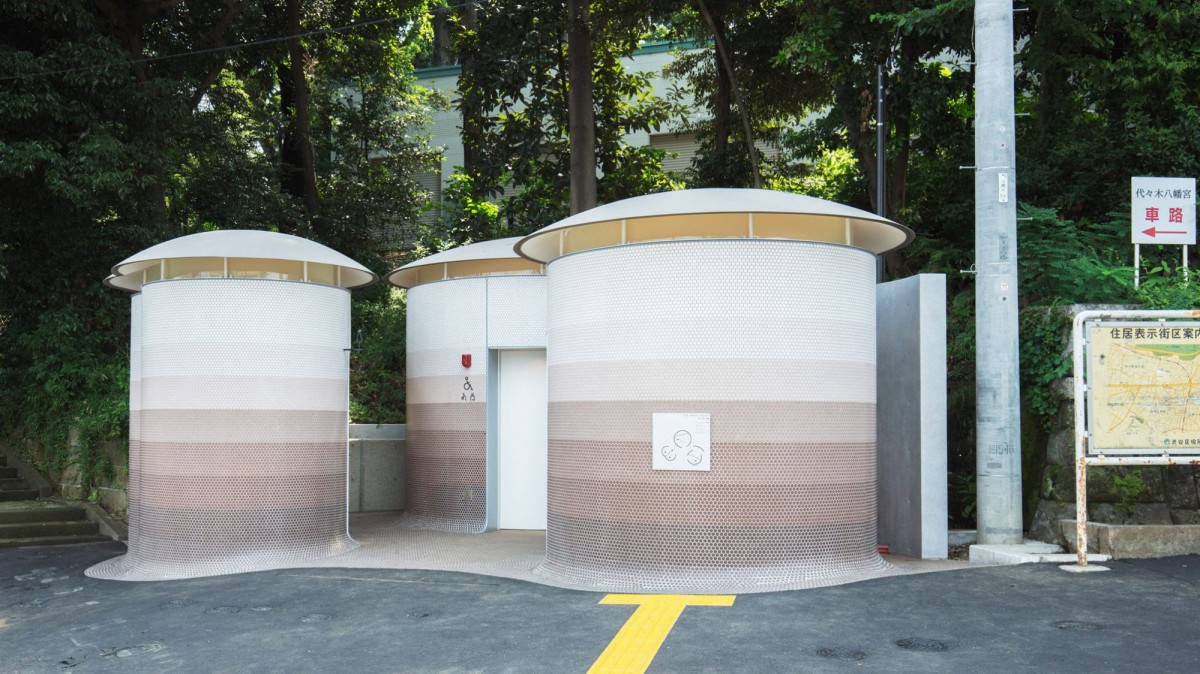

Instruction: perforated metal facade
[87,279,357,581]
[404,275,546,531]
[537,240,888,592]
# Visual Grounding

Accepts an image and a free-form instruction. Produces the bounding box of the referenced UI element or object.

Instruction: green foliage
[448,0,681,235]
[1110,468,1148,516]
[1017,0,1200,218]
[1019,306,1072,429]
[948,471,977,526]
[0,1,439,497]
[350,288,408,424]
[0,292,129,488]
[764,146,865,204]
[438,172,501,244]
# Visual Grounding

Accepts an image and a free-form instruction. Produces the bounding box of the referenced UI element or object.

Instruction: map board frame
[1070,309,1200,569]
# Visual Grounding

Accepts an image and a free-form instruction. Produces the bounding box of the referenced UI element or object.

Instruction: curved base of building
[85,535,359,582]
[533,554,891,594]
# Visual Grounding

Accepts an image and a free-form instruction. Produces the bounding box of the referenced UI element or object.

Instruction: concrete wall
[876,274,948,559]
[349,424,406,513]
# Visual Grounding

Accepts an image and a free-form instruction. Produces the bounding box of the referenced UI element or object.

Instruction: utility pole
[974,0,1023,544]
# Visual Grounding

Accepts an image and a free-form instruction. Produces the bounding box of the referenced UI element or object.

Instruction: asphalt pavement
[2,541,1199,673]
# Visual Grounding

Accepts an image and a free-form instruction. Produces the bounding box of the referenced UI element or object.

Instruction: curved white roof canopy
[514,188,914,263]
[106,230,377,292]
[386,237,544,289]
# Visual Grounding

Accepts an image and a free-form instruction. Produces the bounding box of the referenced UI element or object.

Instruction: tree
[0,0,442,492]
[448,0,681,240]
[1015,0,1200,223]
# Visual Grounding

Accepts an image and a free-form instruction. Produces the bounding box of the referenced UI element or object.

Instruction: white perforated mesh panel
[87,279,356,581]
[404,280,489,531]
[403,276,546,532]
[126,294,143,565]
[487,275,547,348]
[537,240,888,592]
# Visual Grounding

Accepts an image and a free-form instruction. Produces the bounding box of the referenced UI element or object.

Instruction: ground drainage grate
[816,647,867,661]
[896,638,952,652]
[1051,620,1103,631]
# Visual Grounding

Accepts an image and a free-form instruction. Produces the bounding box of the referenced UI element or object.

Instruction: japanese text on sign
[1131,176,1196,245]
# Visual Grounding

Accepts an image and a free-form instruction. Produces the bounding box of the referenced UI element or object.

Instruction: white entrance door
[496,349,548,529]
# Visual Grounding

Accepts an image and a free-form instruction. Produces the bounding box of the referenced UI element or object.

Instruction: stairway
[0,454,110,547]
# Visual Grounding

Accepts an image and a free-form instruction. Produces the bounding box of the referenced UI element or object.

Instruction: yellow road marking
[588,594,735,674]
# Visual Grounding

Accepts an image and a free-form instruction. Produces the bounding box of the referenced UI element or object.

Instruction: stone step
[0,490,41,501]
[0,534,112,548]
[0,477,30,490]
[0,520,99,539]
[0,467,19,479]
[0,505,88,525]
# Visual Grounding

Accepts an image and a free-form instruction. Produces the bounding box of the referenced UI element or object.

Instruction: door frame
[484,347,548,531]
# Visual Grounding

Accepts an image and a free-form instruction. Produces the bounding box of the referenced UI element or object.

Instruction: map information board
[1088,322,1200,453]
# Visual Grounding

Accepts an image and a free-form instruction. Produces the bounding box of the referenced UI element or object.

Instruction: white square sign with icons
[652,413,711,471]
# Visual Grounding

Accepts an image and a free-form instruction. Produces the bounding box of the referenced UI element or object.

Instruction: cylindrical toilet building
[516,188,913,592]
[388,238,547,532]
[88,230,375,581]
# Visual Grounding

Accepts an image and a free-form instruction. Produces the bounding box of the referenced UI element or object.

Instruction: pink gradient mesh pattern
[86,279,356,581]
[537,240,889,592]
[402,276,545,532]
[404,280,488,531]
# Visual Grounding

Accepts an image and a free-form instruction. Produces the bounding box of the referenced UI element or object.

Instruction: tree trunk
[838,81,879,213]
[460,1,483,196]
[713,21,731,167]
[567,0,597,214]
[698,0,759,188]
[432,6,454,66]
[285,0,320,229]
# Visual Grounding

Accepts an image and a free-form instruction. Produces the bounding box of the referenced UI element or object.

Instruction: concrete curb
[1060,519,1200,559]
[81,501,127,541]
[969,540,1111,565]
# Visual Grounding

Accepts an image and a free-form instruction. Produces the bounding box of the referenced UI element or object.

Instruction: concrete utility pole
[974,0,1023,544]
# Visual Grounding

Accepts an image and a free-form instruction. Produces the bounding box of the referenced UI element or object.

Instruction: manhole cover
[250,606,273,612]
[1052,620,1103,631]
[300,613,332,623]
[206,606,240,614]
[896,638,952,652]
[817,648,867,661]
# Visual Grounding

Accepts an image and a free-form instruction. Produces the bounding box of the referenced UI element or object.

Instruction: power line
[0,2,479,83]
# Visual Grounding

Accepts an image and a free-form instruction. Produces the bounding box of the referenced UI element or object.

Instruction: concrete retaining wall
[349,424,406,513]
[1060,520,1200,559]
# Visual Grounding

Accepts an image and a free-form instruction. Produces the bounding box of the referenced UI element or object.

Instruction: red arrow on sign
[1142,227,1189,237]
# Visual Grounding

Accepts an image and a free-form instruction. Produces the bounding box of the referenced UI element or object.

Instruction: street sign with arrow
[1131,176,1195,245]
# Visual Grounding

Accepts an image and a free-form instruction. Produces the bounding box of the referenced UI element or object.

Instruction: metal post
[1134,243,1141,289]
[876,63,886,220]
[1184,245,1189,285]
[974,0,1024,544]
[1072,314,1090,567]
[876,63,887,282]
